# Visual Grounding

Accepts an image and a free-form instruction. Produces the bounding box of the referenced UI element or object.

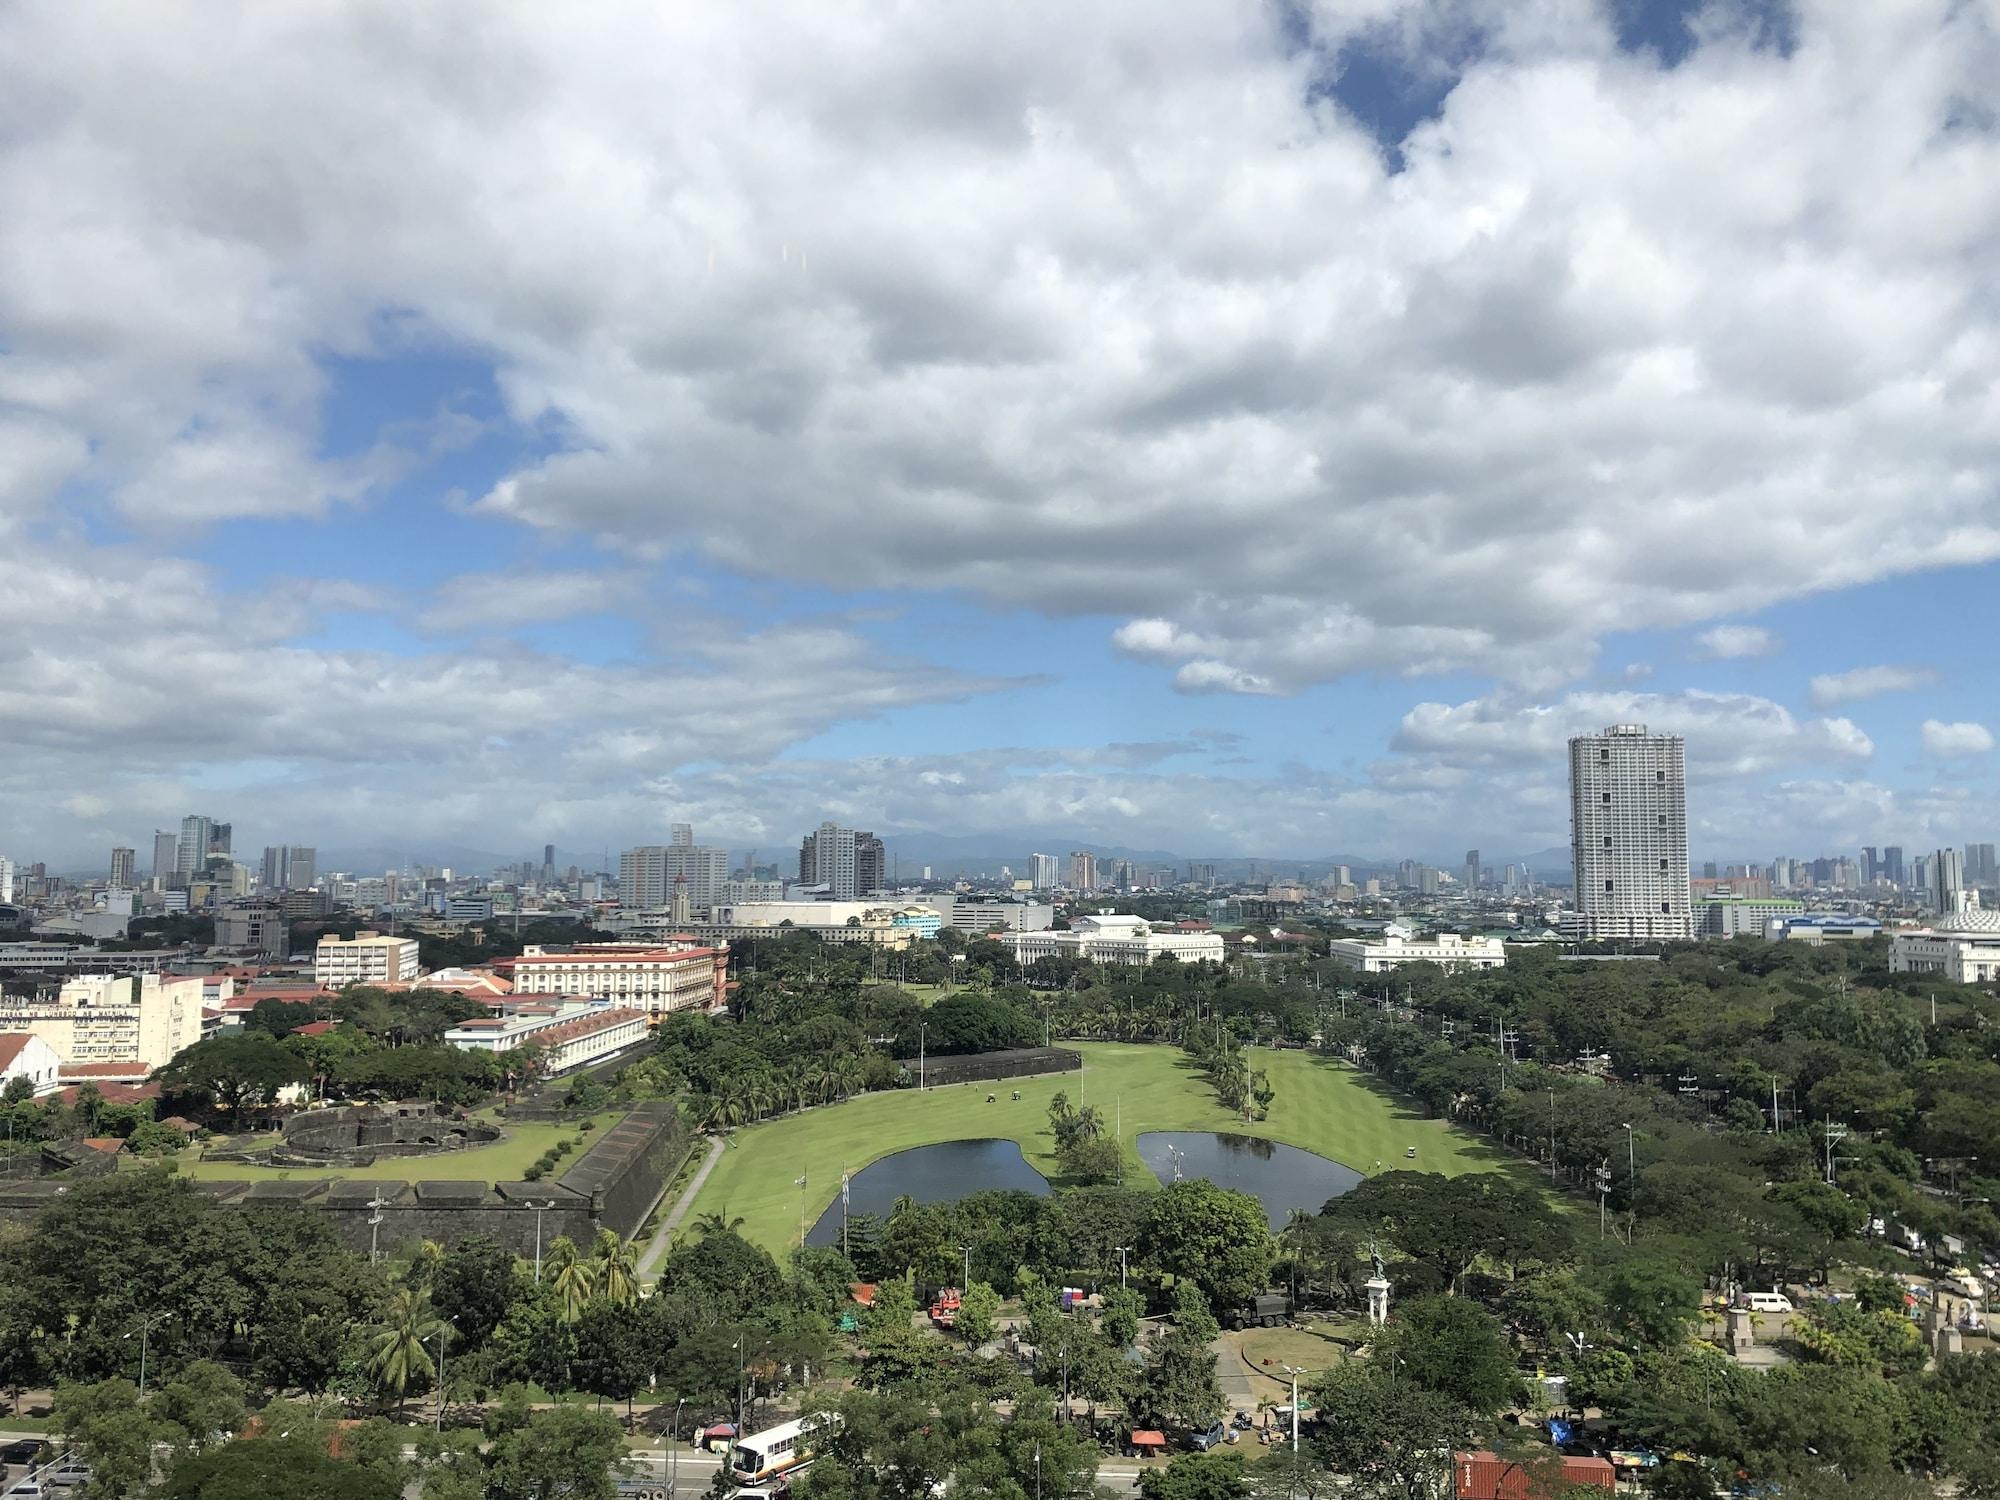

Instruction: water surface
[806,1138,1048,1245]
[1136,1131,1362,1228]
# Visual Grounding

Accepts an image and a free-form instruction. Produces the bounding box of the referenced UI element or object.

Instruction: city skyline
[1,3,1996,866]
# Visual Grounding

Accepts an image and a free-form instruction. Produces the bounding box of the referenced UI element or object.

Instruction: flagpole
[797,1170,807,1249]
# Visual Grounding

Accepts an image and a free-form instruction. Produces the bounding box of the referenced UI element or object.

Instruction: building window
[1656,770,1666,783]
[1660,902,1670,914]
[1603,836,1612,850]
[1601,793,1611,805]
[1604,880,1614,893]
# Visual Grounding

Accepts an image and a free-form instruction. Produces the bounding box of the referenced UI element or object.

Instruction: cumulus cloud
[1694,625,1778,660]
[418,570,645,633]
[1921,720,1995,758]
[1809,664,1940,707]
[0,1,1995,696]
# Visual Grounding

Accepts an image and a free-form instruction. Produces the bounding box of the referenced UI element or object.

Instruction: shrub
[523,1164,544,1181]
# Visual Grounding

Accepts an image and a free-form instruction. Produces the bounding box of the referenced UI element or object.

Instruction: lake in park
[1136,1132,1363,1228]
[805,1138,1050,1245]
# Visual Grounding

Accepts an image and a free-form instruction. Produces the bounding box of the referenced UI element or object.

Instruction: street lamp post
[126,1311,173,1399]
[958,1244,972,1288]
[1115,1245,1130,1288]
[429,1322,459,1433]
[528,1200,555,1282]
[1621,1124,1636,1242]
[918,1023,927,1091]
[367,1194,388,1265]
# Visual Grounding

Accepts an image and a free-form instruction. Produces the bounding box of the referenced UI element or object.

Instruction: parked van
[1739,1292,1794,1314]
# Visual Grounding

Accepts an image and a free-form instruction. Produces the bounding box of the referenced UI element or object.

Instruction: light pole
[918,1022,927,1092]
[1548,1090,1557,1183]
[1281,1364,1303,1455]
[1621,1124,1636,1242]
[959,1244,972,1289]
[429,1320,457,1433]
[367,1194,388,1265]
[1034,1443,1042,1500]
[126,1311,173,1399]
[670,1396,687,1497]
[734,1336,745,1431]
[1115,1245,1131,1288]
[528,1200,555,1282]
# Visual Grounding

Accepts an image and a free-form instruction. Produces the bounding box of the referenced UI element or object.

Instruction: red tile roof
[501,947,722,966]
[291,1020,339,1036]
[61,1061,153,1079]
[0,1034,43,1069]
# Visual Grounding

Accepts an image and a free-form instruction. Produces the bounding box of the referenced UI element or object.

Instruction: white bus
[729,1412,842,1487]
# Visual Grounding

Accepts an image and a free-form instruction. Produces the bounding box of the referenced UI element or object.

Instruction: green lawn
[166,1111,623,1183]
[686,1043,1502,1253]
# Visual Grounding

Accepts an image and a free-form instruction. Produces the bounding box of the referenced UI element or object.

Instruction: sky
[1,0,1997,873]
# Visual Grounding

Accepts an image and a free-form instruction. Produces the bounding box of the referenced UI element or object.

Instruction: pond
[1136,1132,1363,1229]
[806,1138,1050,1245]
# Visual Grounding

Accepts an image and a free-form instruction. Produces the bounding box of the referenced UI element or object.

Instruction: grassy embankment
[164,1109,623,1183]
[687,1042,1503,1253]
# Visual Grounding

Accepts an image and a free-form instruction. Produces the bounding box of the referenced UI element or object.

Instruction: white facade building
[0,1032,64,1097]
[914,897,1055,934]
[1326,926,1508,972]
[1696,898,1805,938]
[496,944,727,1015]
[998,914,1223,967]
[1565,724,1693,940]
[444,1003,650,1076]
[314,932,421,986]
[0,973,205,1069]
[621,837,730,911]
[1889,912,2000,983]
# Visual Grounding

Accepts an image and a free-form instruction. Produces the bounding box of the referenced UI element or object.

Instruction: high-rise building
[623,829,730,910]
[287,847,317,891]
[108,847,135,889]
[1462,850,1480,891]
[670,824,693,847]
[261,845,287,891]
[797,823,883,900]
[151,831,178,886]
[1862,846,1881,885]
[0,856,14,904]
[1069,850,1099,892]
[1967,843,1997,886]
[1883,846,1906,887]
[1030,853,1059,891]
[176,815,230,877]
[1931,847,1967,915]
[1565,723,1692,941]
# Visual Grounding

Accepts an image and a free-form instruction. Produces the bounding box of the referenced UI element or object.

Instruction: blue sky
[1,0,1996,872]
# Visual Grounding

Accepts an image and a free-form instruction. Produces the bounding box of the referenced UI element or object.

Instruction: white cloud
[1921,719,1994,758]
[1694,625,1778,660]
[418,570,644,633]
[1808,663,1939,707]
[0,1,1993,694]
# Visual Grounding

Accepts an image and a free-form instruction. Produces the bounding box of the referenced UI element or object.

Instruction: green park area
[687,1042,1501,1253]
[161,1109,624,1183]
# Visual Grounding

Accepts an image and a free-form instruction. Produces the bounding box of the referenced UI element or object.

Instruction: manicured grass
[166,1111,623,1183]
[686,1043,1503,1253]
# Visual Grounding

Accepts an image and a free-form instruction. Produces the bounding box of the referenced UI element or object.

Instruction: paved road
[639,1135,727,1281]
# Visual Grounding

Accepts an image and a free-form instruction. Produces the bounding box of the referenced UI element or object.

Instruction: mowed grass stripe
[684,1043,1501,1254]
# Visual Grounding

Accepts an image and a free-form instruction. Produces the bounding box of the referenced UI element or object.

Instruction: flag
[841,1172,850,1207]
[796,1173,807,1188]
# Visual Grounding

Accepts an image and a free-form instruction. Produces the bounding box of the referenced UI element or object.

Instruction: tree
[591,1227,639,1308]
[1141,1179,1275,1311]
[152,1359,247,1457]
[955,1281,1000,1349]
[1306,1364,1482,1500]
[1139,1289,1225,1431]
[572,1301,655,1418]
[153,1032,310,1116]
[161,1437,402,1500]
[1599,1258,1702,1350]
[431,1235,521,1348]
[484,1406,628,1500]
[366,1288,445,1406]
[53,1377,161,1500]
[1138,1451,1248,1500]
[1374,1295,1515,1413]
[1101,1286,1143,1349]
[1327,1172,1567,1292]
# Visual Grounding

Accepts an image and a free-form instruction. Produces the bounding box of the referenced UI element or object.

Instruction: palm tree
[691,1209,744,1241]
[594,1228,640,1307]
[367,1288,445,1408]
[553,1253,599,1324]
[404,1239,445,1295]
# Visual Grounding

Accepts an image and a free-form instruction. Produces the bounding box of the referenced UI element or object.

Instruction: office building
[494,943,729,1014]
[798,823,884,900]
[999,913,1223,967]
[621,832,730,911]
[176,814,231,878]
[287,847,317,891]
[914,896,1055,934]
[215,903,289,959]
[1890,911,2000,983]
[1069,851,1099,892]
[1327,925,1507,973]
[1696,897,1804,938]
[0,857,13,904]
[1931,847,1967,915]
[314,932,421,987]
[1883,846,1906,886]
[108,847,135,890]
[445,1002,649,1076]
[1862,846,1880,885]
[1462,850,1480,892]
[151,831,178,886]
[1967,843,1997,886]
[1564,724,1692,941]
[1030,853,1059,891]
[0,973,205,1070]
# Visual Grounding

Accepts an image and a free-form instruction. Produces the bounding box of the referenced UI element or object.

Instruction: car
[39,1467,87,1492]
[1188,1422,1229,1452]
[2,1481,43,1500]
[0,1441,43,1466]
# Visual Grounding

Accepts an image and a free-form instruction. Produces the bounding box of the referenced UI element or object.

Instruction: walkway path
[638,1134,726,1280]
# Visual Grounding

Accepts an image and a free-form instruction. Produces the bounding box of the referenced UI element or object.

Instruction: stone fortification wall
[892,1047,1081,1088]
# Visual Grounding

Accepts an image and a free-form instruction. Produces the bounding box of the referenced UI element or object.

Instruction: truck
[929,1288,961,1328]
[1227,1294,1290,1330]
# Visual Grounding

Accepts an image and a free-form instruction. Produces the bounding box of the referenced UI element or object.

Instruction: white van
[1739,1291,1793,1314]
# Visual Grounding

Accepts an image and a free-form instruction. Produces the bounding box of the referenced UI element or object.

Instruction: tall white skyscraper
[623,829,729,909]
[109,847,136,889]
[1030,853,1059,890]
[1566,723,1692,941]
[0,857,14,904]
